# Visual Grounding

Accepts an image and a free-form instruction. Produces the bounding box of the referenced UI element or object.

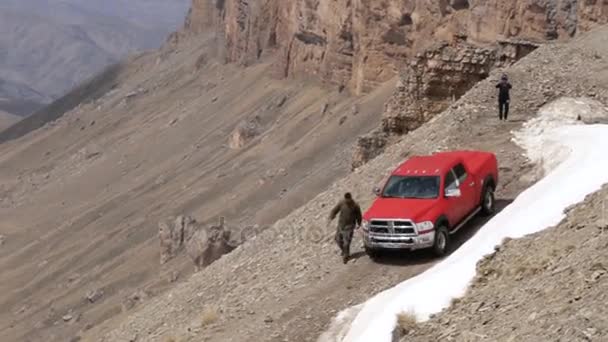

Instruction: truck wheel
[365,246,382,260]
[481,185,496,216]
[432,225,449,257]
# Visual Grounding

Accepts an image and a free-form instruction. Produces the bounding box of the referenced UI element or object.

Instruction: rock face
[351,131,390,171]
[466,0,608,42]
[382,38,539,136]
[180,0,607,94]
[185,219,235,272]
[158,215,235,271]
[176,0,605,170]
[158,215,197,265]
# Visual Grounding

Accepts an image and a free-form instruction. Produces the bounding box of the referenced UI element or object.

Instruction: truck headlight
[416,221,434,232]
[362,220,369,231]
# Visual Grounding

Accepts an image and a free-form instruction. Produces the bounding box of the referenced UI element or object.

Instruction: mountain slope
[407,184,608,342]
[0,2,607,342]
[0,0,189,114]
[85,24,608,341]
[335,97,608,342]
[0,36,394,342]
[0,110,20,131]
[0,78,47,116]
[0,63,125,145]
[93,25,608,342]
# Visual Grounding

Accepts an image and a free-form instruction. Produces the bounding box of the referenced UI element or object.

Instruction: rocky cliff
[382,38,538,135]
[179,0,607,94]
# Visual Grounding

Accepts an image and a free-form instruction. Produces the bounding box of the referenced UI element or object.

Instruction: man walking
[328,192,362,264]
[496,74,512,121]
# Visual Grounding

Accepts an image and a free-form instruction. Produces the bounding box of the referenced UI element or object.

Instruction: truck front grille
[369,219,416,235]
[370,227,390,234]
[395,227,416,234]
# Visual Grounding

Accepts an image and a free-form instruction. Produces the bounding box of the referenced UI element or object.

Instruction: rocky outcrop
[228,115,262,149]
[351,131,390,171]
[179,0,607,94]
[351,37,539,169]
[185,219,235,272]
[382,38,539,135]
[158,215,235,271]
[85,289,104,304]
[158,215,197,265]
[466,0,608,43]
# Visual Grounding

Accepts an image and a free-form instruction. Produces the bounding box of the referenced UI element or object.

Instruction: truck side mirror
[373,186,381,196]
[445,188,461,198]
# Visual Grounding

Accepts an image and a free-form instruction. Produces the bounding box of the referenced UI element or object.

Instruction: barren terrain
[90,25,608,342]
[0,35,393,342]
[1,1,607,342]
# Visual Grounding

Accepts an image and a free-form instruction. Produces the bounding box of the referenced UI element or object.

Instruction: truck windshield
[381,175,440,199]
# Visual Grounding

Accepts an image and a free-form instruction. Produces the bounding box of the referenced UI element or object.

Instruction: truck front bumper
[363,230,435,251]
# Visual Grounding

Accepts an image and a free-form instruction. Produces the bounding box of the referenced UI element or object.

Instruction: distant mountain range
[0,0,189,116]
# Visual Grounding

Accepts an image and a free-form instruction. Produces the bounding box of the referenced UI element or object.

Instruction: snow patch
[512,97,608,175]
[320,97,608,342]
[317,305,363,342]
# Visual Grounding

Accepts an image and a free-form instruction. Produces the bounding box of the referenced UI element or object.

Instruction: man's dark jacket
[496,80,512,102]
[329,198,362,230]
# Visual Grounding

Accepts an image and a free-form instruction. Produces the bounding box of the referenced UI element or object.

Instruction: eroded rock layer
[180,0,607,94]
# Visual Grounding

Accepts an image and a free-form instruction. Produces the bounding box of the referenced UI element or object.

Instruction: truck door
[453,162,477,217]
[443,168,464,227]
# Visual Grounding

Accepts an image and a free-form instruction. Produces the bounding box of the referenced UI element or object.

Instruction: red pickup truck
[362,150,498,258]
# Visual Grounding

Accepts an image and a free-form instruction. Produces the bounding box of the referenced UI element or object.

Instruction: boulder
[158,215,236,271]
[351,131,389,171]
[158,215,197,265]
[185,220,235,272]
[229,115,262,149]
[85,289,104,303]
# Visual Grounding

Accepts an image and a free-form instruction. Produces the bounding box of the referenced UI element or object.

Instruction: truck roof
[392,150,492,177]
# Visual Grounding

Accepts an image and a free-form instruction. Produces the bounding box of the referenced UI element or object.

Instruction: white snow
[319,97,608,342]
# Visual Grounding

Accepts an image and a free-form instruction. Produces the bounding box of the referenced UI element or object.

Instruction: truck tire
[365,246,382,260]
[480,184,496,216]
[432,225,449,257]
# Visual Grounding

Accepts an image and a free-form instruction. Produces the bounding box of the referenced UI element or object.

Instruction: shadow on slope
[0,62,124,143]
